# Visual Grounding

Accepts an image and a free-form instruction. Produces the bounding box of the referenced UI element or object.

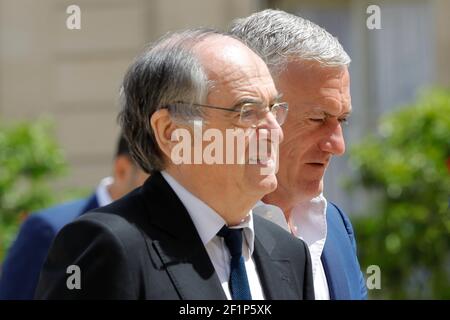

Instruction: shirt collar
[289,194,327,246]
[254,194,328,279]
[161,171,255,254]
[289,194,328,281]
[254,194,328,247]
[95,176,114,207]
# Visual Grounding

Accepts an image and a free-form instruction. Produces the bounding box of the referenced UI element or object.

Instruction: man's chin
[297,179,323,200]
[256,174,278,194]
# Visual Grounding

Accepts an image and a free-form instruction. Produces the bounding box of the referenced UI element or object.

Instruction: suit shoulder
[47,211,147,280]
[27,197,89,233]
[75,210,144,246]
[13,213,55,243]
[36,211,140,299]
[90,188,144,219]
[86,189,148,236]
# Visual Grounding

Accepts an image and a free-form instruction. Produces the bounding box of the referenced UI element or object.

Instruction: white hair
[230,9,351,75]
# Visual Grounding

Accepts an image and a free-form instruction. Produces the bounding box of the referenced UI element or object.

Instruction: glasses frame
[168,101,289,127]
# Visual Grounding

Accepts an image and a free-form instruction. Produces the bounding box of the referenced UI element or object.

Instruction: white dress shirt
[161,171,265,300]
[95,176,114,207]
[253,194,330,300]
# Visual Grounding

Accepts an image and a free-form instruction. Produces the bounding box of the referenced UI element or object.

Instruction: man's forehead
[276,60,351,115]
[194,35,253,64]
[207,78,279,107]
[194,35,271,76]
[193,36,277,103]
[281,60,349,85]
[298,93,352,116]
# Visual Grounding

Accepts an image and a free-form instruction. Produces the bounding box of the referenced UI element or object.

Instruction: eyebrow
[233,98,261,108]
[273,93,283,103]
[310,105,352,117]
[232,93,283,110]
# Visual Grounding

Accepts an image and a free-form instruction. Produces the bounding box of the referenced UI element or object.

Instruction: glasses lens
[240,104,259,125]
[240,103,288,126]
[271,103,288,125]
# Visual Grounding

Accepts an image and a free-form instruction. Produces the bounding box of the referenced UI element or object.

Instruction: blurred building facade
[0,0,449,212]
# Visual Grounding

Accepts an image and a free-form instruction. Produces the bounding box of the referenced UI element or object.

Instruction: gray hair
[118,28,224,173]
[229,9,351,75]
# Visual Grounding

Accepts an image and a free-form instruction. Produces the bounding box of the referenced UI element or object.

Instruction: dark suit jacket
[35,172,315,300]
[0,194,98,300]
[322,203,368,299]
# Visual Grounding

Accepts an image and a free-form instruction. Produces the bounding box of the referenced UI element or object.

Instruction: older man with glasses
[35,28,314,300]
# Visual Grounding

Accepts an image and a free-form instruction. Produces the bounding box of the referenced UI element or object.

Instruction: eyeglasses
[167,101,289,127]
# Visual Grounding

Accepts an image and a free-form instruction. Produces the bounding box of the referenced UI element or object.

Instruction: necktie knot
[217,226,243,258]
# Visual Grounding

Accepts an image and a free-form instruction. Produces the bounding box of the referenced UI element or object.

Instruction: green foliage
[347,89,450,299]
[0,118,67,261]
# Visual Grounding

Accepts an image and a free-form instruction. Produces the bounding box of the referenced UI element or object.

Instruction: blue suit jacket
[0,194,98,300]
[322,202,368,299]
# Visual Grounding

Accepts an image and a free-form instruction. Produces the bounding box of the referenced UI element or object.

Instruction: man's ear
[150,109,180,161]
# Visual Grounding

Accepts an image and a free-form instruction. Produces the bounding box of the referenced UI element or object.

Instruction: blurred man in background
[0,135,148,299]
[231,9,367,299]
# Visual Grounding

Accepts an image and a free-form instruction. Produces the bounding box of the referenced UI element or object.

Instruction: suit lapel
[322,209,351,300]
[253,217,301,300]
[140,172,226,300]
[151,239,226,299]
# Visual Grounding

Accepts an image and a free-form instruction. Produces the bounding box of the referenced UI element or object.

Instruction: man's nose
[318,121,345,155]
[257,112,284,143]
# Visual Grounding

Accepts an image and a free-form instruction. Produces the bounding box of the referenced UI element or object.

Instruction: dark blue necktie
[217,225,252,300]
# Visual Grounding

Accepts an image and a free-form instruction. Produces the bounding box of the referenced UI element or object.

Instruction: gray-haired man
[231,9,367,299]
